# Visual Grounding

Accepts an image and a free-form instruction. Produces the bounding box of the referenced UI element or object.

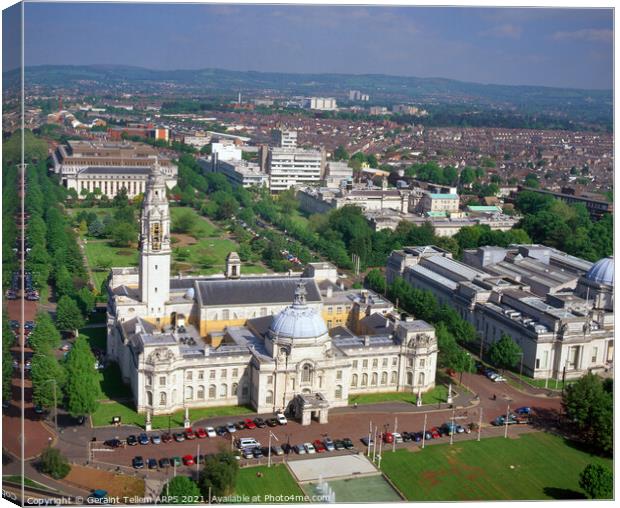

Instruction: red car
[161,433,173,443]
[313,439,326,453]
[244,418,257,429]
[383,432,394,444]
[196,428,207,439]
[430,427,441,439]
[185,428,196,440]
[182,454,195,466]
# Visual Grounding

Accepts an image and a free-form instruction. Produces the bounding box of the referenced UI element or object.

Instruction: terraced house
[106,165,438,423]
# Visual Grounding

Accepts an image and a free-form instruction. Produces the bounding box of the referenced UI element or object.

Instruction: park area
[379,432,612,501]
[63,465,144,498]
[235,465,305,501]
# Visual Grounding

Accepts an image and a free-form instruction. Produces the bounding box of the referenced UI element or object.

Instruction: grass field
[98,363,132,401]
[235,465,304,502]
[304,475,402,502]
[348,384,449,406]
[380,432,612,501]
[170,206,219,237]
[91,400,253,428]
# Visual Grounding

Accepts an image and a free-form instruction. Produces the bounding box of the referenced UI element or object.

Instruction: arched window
[406,372,413,386]
[301,364,312,383]
[418,372,425,386]
[146,391,153,406]
[209,385,216,398]
[185,386,193,400]
[371,372,378,386]
[232,383,239,396]
[381,372,388,385]
[266,390,274,404]
[390,371,398,384]
[197,386,205,399]
[335,385,343,399]
[351,374,358,387]
[220,384,228,398]
[159,392,167,406]
[361,373,368,386]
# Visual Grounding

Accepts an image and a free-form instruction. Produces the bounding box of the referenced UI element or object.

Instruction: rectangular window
[372,359,378,368]
[352,360,358,369]
[392,357,398,366]
[327,320,333,328]
[159,376,166,386]
[337,306,343,314]
[327,306,333,314]
[221,369,227,378]
[222,309,230,320]
[336,370,342,380]
[363,359,368,368]
[186,371,193,381]
[543,351,549,369]
[210,370,216,379]
[232,368,238,378]
[592,347,598,363]
[382,358,388,368]
[267,375,273,385]
[536,358,540,369]
[198,370,204,380]
[419,359,425,368]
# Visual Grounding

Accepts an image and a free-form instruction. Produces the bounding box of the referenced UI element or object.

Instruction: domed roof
[585,256,614,286]
[269,281,328,340]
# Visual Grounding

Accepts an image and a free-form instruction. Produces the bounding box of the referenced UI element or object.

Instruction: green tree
[364,269,386,294]
[39,446,71,479]
[333,145,349,161]
[55,296,85,335]
[579,464,613,499]
[31,354,65,409]
[161,476,201,503]
[563,373,612,455]
[29,312,62,352]
[64,336,102,417]
[172,209,197,234]
[278,189,299,214]
[110,221,136,247]
[198,451,239,498]
[2,316,13,401]
[487,333,522,371]
[77,286,96,316]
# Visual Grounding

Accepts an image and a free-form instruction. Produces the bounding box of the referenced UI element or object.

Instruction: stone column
[301,410,311,426]
[319,408,329,424]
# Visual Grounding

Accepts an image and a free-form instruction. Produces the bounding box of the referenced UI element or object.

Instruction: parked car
[323,437,335,451]
[33,405,45,415]
[206,427,216,438]
[334,440,345,450]
[215,426,227,436]
[282,443,293,455]
[252,447,264,458]
[413,432,423,442]
[512,413,531,424]
[196,428,207,439]
[244,418,256,429]
[126,435,138,446]
[236,421,246,430]
[161,433,173,444]
[182,454,195,466]
[147,458,158,469]
[442,422,458,436]
[276,413,288,425]
[132,456,144,469]
[401,432,412,442]
[185,429,196,440]
[313,440,326,453]
[159,457,170,468]
[242,448,254,459]
[173,432,185,442]
[424,431,433,440]
[455,425,466,434]
[271,445,284,456]
[254,417,267,428]
[392,432,404,443]
[195,454,205,465]
[430,428,441,439]
[360,436,374,446]
[266,418,278,427]
[171,456,182,467]
[226,422,237,433]
[304,442,316,454]
[342,438,354,450]
[383,433,394,444]
[493,415,518,426]
[104,439,122,448]
[138,433,149,445]
[514,407,531,415]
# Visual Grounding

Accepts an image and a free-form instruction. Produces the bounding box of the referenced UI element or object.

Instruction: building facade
[387,245,614,380]
[267,147,325,192]
[106,168,438,421]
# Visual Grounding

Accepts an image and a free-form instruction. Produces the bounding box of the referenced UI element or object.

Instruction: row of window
[146,383,249,407]
[350,371,425,387]
[184,368,240,381]
[351,357,426,369]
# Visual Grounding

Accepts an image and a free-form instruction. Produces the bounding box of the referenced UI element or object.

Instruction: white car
[392,432,404,443]
[206,426,216,438]
[493,375,506,382]
[304,442,316,454]
[276,413,287,425]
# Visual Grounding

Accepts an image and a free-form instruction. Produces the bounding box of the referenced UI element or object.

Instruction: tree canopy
[161,476,201,503]
[64,336,102,417]
[487,333,522,371]
[198,451,239,498]
[579,464,613,499]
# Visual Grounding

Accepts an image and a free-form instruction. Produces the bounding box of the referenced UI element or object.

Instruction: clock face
[151,222,161,251]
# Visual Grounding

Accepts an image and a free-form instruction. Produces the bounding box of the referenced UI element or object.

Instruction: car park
[206,427,216,438]
[343,438,354,450]
[294,444,306,454]
[276,413,288,425]
[173,432,185,442]
[244,418,256,429]
[159,458,170,468]
[182,455,195,466]
[254,417,267,428]
[132,456,144,469]
[323,437,335,451]
[138,433,149,445]
[196,428,207,439]
[147,458,158,469]
[127,435,138,446]
[151,435,161,444]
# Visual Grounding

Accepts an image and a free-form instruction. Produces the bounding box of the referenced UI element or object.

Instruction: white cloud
[552,28,612,43]
[479,24,522,39]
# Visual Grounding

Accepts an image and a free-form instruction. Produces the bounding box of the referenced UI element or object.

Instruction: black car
[126,435,138,446]
[132,456,144,469]
[343,438,354,450]
[266,418,278,427]
[104,439,122,448]
[402,432,412,442]
[254,417,267,428]
[252,447,264,458]
[215,426,227,436]
[147,458,158,469]
[282,443,293,454]
[159,457,171,468]
[195,454,205,465]
[334,440,345,450]
[236,421,246,430]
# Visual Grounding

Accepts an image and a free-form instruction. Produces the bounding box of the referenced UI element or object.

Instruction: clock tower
[139,162,171,318]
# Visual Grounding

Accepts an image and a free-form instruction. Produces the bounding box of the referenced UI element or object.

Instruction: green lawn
[84,239,139,270]
[348,384,448,406]
[79,326,107,351]
[380,432,612,501]
[98,363,132,401]
[303,476,402,502]
[3,475,58,492]
[170,206,219,237]
[91,401,253,429]
[235,465,304,502]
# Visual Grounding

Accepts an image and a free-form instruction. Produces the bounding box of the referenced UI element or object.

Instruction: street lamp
[267,430,279,468]
[38,377,58,435]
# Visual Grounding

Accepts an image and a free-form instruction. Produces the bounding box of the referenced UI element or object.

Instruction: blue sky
[6,3,615,89]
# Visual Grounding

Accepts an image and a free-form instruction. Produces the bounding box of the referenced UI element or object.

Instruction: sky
[3,2,614,89]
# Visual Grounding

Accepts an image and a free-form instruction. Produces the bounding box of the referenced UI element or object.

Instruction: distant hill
[5,64,612,128]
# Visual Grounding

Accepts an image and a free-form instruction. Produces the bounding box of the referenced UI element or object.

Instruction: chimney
[326,286,333,298]
[364,335,370,347]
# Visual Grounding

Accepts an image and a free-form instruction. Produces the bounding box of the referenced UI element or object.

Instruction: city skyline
[3,2,614,90]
